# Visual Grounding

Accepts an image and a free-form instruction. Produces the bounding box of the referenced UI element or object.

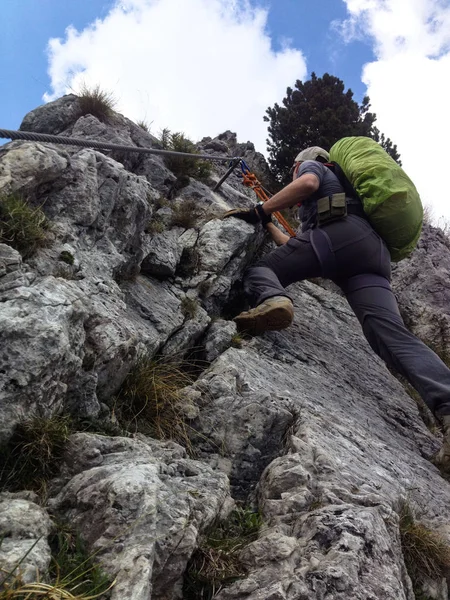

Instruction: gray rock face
[1,98,450,599]
[189,281,450,598]
[203,319,238,362]
[393,223,450,355]
[20,94,81,135]
[49,433,231,600]
[0,272,91,443]
[0,493,53,585]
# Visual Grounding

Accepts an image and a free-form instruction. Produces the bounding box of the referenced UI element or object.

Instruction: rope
[240,164,296,237]
[0,129,238,162]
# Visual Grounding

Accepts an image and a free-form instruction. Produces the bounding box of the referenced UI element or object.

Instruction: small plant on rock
[170,199,200,229]
[181,296,199,319]
[0,524,114,599]
[184,507,263,599]
[399,501,450,595]
[159,129,212,182]
[77,84,116,123]
[0,194,51,257]
[136,119,151,132]
[48,523,113,598]
[230,333,243,348]
[0,415,71,494]
[115,355,196,452]
[145,217,166,234]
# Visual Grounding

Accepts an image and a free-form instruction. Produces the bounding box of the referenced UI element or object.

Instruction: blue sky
[1,0,450,220]
[2,0,374,131]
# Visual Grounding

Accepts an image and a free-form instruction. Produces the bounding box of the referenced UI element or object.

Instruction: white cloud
[339,0,450,221]
[44,0,306,155]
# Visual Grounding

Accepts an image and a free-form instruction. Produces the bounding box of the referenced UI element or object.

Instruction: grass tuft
[181,297,199,319]
[230,334,243,349]
[170,199,200,230]
[399,501,450,593]
[77,84,116,123]
[0,415,71,494]
[0,524,113,599]
[159,129,212,182]
[136,119,151,133]
[48,524,112,598]
[114,355,197,452]
[145,217,166,234]
[184,507,263,599]
[0,194,51,257]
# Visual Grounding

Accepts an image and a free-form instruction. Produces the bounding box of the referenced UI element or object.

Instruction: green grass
[114,355,196,453]
[399,502,450,595]
[159,129,212,182]
[0,194,51,257]
[0,415,71,495]
[59,251,74,265]
[145,217,166,234]
[77,84,116,123]
[230,334,243,349]
[48,524,113,598]
[184,507,263,599]
[0,524,113,599]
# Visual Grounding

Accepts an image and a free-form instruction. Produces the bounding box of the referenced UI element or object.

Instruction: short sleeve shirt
[296,160,344,231]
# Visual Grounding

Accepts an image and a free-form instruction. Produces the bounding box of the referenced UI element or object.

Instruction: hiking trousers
[244,215,450,418]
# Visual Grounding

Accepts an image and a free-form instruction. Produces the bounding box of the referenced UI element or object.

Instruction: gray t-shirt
[296,160,343,231]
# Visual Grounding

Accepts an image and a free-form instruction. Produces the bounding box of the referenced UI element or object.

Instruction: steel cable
[0,128,239,162]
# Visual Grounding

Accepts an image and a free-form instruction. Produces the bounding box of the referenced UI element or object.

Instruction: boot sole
[235,306,293,335]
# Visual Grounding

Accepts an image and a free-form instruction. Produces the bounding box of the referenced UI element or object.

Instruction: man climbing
[224,146,450,470]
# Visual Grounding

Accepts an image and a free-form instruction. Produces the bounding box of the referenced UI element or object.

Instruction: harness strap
[310,228,337,278]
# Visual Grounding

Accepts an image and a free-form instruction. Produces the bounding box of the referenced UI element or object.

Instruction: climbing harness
[238,160,296,237]
[0,129,295,236]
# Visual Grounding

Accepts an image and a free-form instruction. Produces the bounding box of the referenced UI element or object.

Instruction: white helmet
[294,146,330,163]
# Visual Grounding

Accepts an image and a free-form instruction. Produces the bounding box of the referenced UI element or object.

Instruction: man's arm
[261,173,319,215]
[266,222,290,246]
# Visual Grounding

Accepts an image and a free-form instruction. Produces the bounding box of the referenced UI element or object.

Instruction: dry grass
[136,119,151,132]
[115,355,197,453]
[184,508,263,599]
[77,84,116,123]
[181,297,199,319]
[170,199,200,230]
[0,415,71,493]
[0,194,50,257]
[399,502,450,592]
[0,581,113,599]
[0,525,114,599]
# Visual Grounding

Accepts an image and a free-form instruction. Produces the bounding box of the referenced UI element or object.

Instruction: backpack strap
[325,162,360,202]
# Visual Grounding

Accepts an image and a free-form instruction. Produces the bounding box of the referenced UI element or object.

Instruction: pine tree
[264,73,400,185]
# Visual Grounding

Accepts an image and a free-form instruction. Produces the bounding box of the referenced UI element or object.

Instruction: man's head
[291,146,330,180]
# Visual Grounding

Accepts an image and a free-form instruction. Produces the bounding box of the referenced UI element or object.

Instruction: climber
[223,146,450,470]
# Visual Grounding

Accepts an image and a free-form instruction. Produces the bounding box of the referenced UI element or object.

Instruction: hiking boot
[434,415,450,471]
[234,296,294,335]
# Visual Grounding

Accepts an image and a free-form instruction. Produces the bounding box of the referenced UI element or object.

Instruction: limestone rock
[0,494,53,585]
[49,433,231,600]
[20,94,80,135]
[203,319,238,362]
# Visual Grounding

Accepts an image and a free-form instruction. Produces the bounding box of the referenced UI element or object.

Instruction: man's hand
[223,204,271,226]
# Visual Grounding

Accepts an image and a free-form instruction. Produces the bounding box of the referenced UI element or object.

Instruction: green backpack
[329,136,423,262]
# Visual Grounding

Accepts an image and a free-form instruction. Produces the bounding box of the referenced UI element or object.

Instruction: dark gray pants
[244,215,450,417]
